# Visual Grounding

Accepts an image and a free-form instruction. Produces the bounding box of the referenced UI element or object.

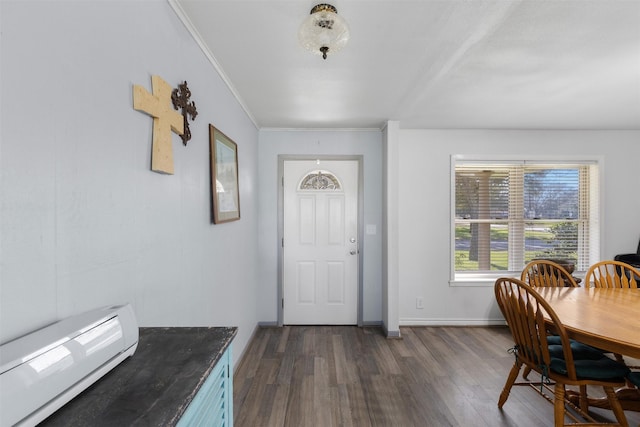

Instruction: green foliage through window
[453,160,597,274]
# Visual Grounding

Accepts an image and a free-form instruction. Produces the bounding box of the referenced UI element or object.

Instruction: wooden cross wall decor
[171,81,198,146]
[133,75,184,175]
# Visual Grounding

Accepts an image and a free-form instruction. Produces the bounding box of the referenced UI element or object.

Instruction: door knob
[350,250,356,255]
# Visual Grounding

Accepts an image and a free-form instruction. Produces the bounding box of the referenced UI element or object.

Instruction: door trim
[278,155,364,326]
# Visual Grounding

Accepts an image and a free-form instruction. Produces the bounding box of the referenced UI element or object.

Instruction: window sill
[449,279,495,287]
[449,272,521,287]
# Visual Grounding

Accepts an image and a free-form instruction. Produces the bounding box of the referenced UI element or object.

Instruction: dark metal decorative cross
[171,81,198,146]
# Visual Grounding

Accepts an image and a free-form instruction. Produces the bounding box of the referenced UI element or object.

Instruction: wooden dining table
[537,286,640,411]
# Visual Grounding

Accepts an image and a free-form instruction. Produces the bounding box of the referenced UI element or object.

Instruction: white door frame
[277,155,364,326]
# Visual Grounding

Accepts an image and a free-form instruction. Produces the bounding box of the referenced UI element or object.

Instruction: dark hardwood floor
[233,326,640,426]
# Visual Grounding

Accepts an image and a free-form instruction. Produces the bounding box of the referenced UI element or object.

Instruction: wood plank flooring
[234,326,640,427]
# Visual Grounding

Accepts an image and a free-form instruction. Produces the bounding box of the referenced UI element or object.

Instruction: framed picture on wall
[209,124,240,223]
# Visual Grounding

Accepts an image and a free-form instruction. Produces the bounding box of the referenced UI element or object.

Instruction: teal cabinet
[177,345,233,427]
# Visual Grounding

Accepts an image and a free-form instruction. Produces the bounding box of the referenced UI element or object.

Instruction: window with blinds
[452,158,600,281]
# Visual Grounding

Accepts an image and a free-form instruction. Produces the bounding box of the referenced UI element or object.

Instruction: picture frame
[209,124,240,223]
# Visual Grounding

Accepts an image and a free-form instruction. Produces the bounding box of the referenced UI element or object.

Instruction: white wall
[3,2,638,370]
[257,130,383,324]
[397,130,640,326]
[381,122,400,336]
[0,1,260,364]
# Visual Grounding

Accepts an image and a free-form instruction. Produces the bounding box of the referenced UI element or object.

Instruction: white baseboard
[399,318,507,326]
[382,322,402,339]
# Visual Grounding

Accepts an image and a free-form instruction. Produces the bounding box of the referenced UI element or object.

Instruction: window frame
[449,154,603,287]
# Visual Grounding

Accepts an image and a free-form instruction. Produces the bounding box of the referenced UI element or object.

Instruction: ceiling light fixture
[298,3,350,60]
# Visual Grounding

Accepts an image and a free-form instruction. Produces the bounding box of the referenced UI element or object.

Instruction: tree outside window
[453,159,598,279]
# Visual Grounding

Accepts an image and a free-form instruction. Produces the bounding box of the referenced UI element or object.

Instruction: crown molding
[168,0,259,131]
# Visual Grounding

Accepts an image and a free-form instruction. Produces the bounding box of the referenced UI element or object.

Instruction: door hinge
[282,176,284,186]
[282,298,284,308]
[281,237,284,247]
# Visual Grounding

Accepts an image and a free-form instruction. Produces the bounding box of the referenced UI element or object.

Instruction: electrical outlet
[416,297,424,309]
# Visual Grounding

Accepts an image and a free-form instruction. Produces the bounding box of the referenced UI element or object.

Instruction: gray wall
[2,2,638,373]
[1,1,260,363]
[396,129,640,326]
[257,130,383,324]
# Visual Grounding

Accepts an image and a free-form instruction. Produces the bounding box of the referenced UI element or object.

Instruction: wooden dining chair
[583,260,640,371]
[584,260,640,289]
[520,260,580,381]
[521,259,579,288]
[495,277,630,426]
[621,372,640,412]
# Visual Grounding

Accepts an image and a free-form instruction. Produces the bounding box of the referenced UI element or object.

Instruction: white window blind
[452,159,599,280]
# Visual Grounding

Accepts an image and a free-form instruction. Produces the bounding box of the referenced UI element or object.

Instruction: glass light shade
[298,4,350,59]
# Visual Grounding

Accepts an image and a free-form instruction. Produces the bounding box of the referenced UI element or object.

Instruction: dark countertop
[40,326,237,427]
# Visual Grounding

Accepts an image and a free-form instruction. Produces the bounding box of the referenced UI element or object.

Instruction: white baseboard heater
[0,304,139,426]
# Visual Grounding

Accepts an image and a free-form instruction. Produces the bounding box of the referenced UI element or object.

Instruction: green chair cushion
[550,356,630,381]
[546,336,605,360]
[628,372,640,387]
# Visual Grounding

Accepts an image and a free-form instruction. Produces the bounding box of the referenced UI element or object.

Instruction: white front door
[283,160,358,324]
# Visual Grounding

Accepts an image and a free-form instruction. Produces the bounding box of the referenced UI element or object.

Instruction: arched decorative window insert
[299,170,342,190]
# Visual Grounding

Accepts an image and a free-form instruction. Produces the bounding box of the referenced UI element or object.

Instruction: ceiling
[171,0,640,130]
